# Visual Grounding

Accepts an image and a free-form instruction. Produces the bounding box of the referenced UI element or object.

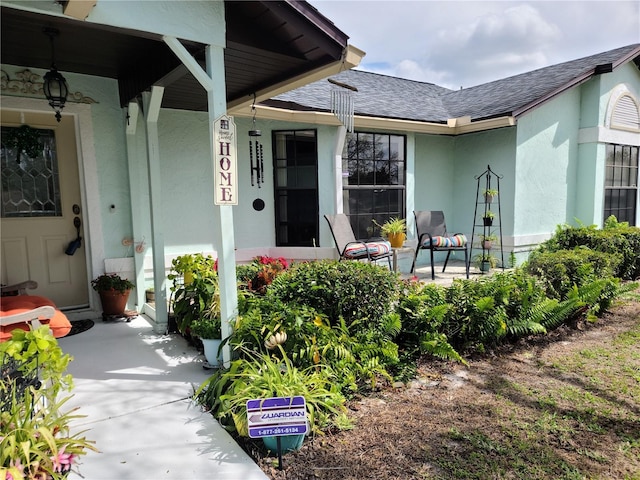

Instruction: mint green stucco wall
[3,0,225,47]
[452,128,517,240]
[413,134,455,226]
[148,113,344,252]
[515,87,582,238]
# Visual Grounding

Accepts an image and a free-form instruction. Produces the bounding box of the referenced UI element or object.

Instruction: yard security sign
[246,396,308,438]
[213,114,237,205]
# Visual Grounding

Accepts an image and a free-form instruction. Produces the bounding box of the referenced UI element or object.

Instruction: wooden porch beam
[163,36,215,92]
[63,0,97,20]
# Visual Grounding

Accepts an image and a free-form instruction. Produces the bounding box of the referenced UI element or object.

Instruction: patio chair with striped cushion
[410,210,469,280]
[324,214,392,269]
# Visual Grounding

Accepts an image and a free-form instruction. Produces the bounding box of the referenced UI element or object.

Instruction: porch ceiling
[0,1,348,111]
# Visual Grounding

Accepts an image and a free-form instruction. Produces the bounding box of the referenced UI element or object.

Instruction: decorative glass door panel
[2,128,62,217]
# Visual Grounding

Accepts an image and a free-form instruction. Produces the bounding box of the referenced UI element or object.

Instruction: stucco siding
[452,127,517,239]
[515,87,581,238]
[3,0,225,47]
[413,134,455,227]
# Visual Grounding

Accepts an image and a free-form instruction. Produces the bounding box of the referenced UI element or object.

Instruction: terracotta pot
[98,289,130,315]
[387,232,406,248]
[481,240,493,250]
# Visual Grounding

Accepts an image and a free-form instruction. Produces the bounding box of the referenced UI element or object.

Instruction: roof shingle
[270,44,640,123]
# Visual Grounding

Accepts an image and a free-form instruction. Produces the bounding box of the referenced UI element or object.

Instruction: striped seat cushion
[344,240,391,259]
[423,234,467,248]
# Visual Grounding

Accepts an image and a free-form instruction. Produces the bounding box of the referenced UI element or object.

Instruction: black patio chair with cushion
[324,214,392,269]
[410,210,469,280]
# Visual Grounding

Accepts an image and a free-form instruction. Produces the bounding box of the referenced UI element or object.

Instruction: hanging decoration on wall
[248,94,264,188]
[328,77,357,133]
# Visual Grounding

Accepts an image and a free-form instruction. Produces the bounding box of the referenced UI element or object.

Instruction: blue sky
[312,0,640,89]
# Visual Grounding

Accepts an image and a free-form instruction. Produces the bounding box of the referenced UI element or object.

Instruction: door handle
[65,217,82,255]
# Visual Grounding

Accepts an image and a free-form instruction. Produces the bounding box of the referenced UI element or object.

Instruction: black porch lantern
[43,28,69,122]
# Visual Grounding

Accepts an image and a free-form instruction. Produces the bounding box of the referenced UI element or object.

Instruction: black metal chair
[410,210,469,280]
[324,214,392,269]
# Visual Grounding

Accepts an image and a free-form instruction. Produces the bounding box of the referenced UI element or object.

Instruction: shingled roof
[267,44,640,124]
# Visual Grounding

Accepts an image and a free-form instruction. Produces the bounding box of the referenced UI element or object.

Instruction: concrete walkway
[59,316,268,480]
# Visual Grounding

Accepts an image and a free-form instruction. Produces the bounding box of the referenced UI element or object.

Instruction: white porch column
[142,87,169,333]
[124,102,146,309]
[163,35,237,366]
[206,45,237,367]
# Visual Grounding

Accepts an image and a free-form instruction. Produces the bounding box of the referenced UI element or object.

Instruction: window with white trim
[342,132,406,239]
[604,144,638,226]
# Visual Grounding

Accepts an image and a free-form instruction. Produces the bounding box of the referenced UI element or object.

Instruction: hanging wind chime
[248,96,264,188]
[328,77,357,133]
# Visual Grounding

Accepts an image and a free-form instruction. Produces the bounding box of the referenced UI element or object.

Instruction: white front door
[1,110,89,308]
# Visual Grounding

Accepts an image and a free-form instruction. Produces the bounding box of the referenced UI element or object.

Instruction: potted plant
[473,253,499,272]
[91,273,135,316]
[190,315,223,367]
[483,188,498,203]
[479,232,498,250]
[145,287,155,303]
[374,217,406,248]
[482,210,495,226]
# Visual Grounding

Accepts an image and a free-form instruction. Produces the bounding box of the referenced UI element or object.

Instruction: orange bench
[1,281,72,342]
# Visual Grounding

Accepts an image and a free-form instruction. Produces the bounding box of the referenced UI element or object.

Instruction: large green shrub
[537,222,640,280]
[524,246,620,299]
[234,294,399,394]
[267,260,402,333]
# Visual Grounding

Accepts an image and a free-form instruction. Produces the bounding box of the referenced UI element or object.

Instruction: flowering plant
[0,327,97,479]
[246,256,289,294]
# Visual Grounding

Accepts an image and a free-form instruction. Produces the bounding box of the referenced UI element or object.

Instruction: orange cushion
[0,296,72,342]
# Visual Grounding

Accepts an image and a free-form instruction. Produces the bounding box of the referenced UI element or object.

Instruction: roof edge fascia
[227,44,366,111]
[513,45,640,118]
[229,104,515,134]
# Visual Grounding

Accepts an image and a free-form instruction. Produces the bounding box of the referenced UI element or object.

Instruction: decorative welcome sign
[213,114,237,205]
[246,396,308,438]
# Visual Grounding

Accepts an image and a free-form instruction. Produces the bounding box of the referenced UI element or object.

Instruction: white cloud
[427,4,562,87]
[313,0,640,88]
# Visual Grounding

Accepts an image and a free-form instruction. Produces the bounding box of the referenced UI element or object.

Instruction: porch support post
[333,125,347,214]
[124,101,146,309]
[142,86,169,333]
[163,35,237,365]
[206,45,237,368]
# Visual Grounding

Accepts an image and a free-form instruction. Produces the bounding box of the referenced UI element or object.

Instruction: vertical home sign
[213,114,238,205]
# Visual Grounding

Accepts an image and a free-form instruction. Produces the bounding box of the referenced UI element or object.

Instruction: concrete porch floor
[58,258,488,479]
